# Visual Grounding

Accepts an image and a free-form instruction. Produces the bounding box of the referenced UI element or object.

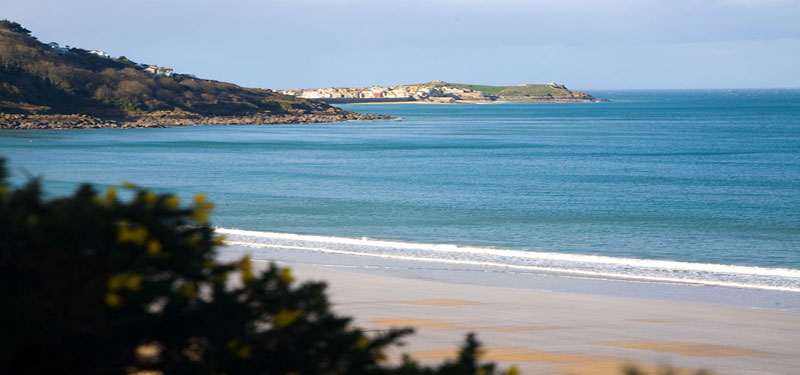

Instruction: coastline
[216,228,800,299]
[233,255,800,375]
[0,108,391,130]
[215,227,800,373]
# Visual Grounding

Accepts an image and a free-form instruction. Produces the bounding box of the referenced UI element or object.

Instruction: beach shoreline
[237,257,800,375]
[214,226,800,374]
[216,228,800,308]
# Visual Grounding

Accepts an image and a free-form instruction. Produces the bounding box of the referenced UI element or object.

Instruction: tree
[0,158,506,375]
[0,20,31,35]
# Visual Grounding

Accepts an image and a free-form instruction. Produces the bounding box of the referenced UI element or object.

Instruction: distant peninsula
[0,21,387,130]
[279,80,603,104]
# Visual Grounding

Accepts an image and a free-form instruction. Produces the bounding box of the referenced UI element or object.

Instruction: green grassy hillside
[425,81,594,99]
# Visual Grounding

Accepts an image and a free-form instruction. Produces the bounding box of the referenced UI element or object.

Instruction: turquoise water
[2,90,799,276]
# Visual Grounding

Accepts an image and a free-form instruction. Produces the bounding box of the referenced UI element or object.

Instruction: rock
[0,110,393,130]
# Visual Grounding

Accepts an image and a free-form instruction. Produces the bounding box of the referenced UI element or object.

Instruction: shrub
[0,158,505,375]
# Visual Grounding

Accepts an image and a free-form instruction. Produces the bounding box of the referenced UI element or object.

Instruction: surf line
[222,239,800,293]
[215,228,800,279]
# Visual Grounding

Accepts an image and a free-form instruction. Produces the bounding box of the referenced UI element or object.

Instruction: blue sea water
[2,89,799,289]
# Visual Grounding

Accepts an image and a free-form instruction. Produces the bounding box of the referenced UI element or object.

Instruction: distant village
[278,80,575,103]
[43,41,587,103]
[47,42,174,77]
[279,80,494,102]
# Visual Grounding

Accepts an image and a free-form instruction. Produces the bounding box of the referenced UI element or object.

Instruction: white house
[47,42,69,55]
[89,49,111,58]
[299,90,329,99]
[143,65,174,77]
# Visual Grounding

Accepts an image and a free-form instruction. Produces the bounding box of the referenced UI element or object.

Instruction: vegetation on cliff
[0,20,375,127]
[424,81,596,101]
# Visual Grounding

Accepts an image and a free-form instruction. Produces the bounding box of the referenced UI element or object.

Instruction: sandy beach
[219,241,800,375]
[281,262,799,374]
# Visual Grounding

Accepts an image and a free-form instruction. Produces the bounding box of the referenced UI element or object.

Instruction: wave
[215,228,800,293]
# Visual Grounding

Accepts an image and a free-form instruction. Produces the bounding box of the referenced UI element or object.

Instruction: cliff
[0,21,387,129]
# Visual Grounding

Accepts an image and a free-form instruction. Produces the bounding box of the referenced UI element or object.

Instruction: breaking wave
[216,228,800,293]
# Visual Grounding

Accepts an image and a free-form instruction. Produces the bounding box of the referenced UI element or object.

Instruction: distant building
[47,42,69,55]
[299,90,330,99]
[144,65,173,77]
[89,49,111,58]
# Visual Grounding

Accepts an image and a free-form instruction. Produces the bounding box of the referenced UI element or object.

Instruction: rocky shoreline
[0,108,391,130]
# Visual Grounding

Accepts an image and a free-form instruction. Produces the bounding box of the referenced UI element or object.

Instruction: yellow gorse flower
[107,273,143,292]
[508,365,520,375]
[96,186,117,205]
[143,192,157,206]
[181,283,198,299]
[279,268,294,284]
[240,256,255,284]
[274,309,304,328]
[146,239,162,255]
[193,193,207,205]
[164,195,180,209]
[192,210,209,223]
[212,235,227,246]
[226,338,253,359]
[117,221,149,245]
[356,336,369,350]
[125,274,143,291]
[105,186,117,200]
[235,344,252,359]
[192,194,214,223]
[105,292,122,308]
[107,273,127,291]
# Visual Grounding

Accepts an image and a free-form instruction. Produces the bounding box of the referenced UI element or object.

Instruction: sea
[2,89,799,298]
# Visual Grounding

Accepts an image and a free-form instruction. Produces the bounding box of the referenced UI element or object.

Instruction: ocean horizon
[2,88,799,294]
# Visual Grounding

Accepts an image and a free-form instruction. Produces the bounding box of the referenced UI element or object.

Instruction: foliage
[0,158,508,375]
[0,20,30,35]
[0,20,320,116]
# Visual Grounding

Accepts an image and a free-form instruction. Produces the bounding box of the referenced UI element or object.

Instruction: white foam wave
[216,228,800,293]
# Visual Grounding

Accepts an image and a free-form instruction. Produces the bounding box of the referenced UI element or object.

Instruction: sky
[5,0,800,90]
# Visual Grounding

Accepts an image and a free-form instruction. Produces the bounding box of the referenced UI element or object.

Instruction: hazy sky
[6,0,800,90]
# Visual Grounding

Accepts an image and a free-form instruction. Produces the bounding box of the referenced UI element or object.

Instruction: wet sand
[269,261,800,375]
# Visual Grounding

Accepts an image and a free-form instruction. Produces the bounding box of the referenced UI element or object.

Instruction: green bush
[0,158,507,375]
[0,158,706,375]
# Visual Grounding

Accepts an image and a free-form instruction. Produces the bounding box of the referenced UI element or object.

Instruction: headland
[0,21,388,130]
[279,80,604,104]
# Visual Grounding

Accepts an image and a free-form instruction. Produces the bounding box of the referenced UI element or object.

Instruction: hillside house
[144,65,173,77]
[47,42,69,54]
[299,90,330,99]
[89,49,111,58]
